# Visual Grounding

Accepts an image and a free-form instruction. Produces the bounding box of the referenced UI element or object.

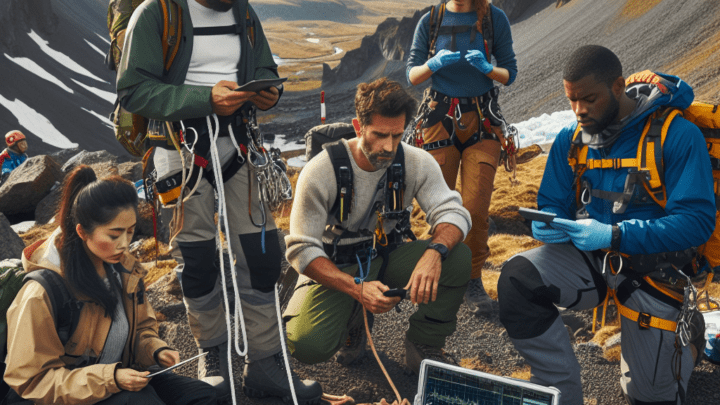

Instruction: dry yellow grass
[144,259,178,286]
[510,366,532,381]
[620,0,663,19]
[603,346,622,363]
[591,325,622,347]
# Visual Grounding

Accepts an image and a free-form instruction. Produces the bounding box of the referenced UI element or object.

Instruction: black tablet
[233,78,287,93]
[518,208,557,224]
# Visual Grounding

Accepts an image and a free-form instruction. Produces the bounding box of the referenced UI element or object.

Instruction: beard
[360,138,395,171]
[580,93,620,135]
[204,0,235,12]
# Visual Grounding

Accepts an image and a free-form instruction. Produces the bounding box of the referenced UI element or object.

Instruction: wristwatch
[426,243,449,261]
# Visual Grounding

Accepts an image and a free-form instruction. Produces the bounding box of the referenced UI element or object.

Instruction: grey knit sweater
[286,139,471,273]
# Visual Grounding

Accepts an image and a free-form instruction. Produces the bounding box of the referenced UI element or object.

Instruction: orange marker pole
[321,91,326,124]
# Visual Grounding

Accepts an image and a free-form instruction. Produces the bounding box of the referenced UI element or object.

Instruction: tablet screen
[419,361,557,405]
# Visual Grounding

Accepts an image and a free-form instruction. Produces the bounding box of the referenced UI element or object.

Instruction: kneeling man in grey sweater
[284,77,472,374]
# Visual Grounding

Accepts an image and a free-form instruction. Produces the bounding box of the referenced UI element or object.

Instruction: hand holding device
[550,218,612,251]
[382,288,407,299]
[465,49,494,75]
[144,352,208,378]
[427,50,462,73]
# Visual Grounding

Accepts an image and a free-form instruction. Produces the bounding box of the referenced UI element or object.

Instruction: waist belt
[429,90,477,106]
[323,231,404,265]
[613,290,677,332]
[422,131,498,153]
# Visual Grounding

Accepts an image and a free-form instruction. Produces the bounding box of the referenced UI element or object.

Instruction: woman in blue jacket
[407,0,517,315]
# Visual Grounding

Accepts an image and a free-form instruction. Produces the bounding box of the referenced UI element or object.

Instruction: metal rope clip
[675,269,698,347]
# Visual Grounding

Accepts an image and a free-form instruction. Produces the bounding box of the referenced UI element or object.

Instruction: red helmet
[5,130,26,147]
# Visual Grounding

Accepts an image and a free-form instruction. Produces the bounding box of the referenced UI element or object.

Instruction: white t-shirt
[184,0,241,86]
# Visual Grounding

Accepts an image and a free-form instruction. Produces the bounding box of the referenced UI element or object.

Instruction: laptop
[415,359,561,405]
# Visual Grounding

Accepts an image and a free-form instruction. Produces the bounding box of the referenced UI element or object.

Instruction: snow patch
[306,38,320,43]
[4,54,74,94]
[0,93,79,149]
[333,47,343,55]
[85,39,106,58]
[28,30,109,84]
[514,110,576,146]
[71,79,115,104]
[95,33,111,45]
[264,134,304,152]
[82,107,113,129]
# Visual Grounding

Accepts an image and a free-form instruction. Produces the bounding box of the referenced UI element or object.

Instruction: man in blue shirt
[497,45,714,405]
[1,131,28,185]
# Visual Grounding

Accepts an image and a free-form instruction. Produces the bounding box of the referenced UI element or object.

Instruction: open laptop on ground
[415,359,561,405]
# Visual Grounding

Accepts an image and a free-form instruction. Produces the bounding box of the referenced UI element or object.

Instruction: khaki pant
[283,240,471,365]
[159,142,283,361]
[423,103,501,279]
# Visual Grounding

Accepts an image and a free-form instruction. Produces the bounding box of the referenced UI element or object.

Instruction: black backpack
[304,123,357,163]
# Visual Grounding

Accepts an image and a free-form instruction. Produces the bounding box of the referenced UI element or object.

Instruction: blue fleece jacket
[407,4,517,97]
[538,73,715,255]
[0,148,27,176]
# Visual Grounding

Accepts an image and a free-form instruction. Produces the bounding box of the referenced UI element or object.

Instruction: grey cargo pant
[498,244,696,405]
[159,138,283,361]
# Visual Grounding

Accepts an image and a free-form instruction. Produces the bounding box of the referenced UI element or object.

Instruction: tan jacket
[4,229,169,405]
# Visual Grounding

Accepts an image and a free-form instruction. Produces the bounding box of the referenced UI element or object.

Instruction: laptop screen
[418,360,558,405]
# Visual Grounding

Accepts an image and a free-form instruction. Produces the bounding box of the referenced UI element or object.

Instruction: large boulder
[118,161,143,183]
[0,155,63,215]
[62,150,119,173]
[0,213,25,261]
[34,181,62,224]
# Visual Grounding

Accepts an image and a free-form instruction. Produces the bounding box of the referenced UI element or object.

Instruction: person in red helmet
[1,130,29,185]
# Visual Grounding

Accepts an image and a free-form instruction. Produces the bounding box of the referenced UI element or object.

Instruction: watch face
[428,243,448,260]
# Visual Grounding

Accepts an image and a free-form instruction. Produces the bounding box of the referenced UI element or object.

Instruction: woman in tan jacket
[3,166,217,405]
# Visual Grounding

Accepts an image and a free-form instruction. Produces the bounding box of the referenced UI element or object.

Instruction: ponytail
[474,0,490,34]
[58,165,138,319]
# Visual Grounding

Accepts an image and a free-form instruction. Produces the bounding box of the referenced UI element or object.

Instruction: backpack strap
[385,144,406,212]
[23,270,83,347]
[326,142,354,223]
[159,0,183,76]
[637,108,680,208]
[427,2,446,59]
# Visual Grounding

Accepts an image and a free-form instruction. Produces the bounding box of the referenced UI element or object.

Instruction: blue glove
[426,50,462,73]
[465,49,494,75]
[549,218,613,251]
[532,220,571,244]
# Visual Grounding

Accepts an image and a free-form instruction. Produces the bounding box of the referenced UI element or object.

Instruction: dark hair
[58,165,138,319]
[355,77,417,127]
[563,45,623,87]
[474,0,490,33]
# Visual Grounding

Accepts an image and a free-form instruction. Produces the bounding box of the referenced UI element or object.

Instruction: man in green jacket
[116,0,322,403]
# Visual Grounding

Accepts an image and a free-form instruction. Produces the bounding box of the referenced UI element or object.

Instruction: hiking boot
[335,310,374,366]
[465,277,495,317]
[401,337,455,375]
[198,343,230,401]
[242,352,322,405]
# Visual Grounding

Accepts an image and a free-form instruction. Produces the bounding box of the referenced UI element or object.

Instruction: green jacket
[116,0,279,122]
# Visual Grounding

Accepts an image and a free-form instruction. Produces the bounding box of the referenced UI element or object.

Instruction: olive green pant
[284,240,471,365]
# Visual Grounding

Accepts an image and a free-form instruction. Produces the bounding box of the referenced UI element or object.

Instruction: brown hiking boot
[401,337,455,375]
[335,306,373,366]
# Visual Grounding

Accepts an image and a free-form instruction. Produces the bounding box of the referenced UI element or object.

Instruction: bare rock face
[0,0,58,53]
[323,8,428,86]
[493,0,540,21]
[0,213,25,261]
[0,155,63,216]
